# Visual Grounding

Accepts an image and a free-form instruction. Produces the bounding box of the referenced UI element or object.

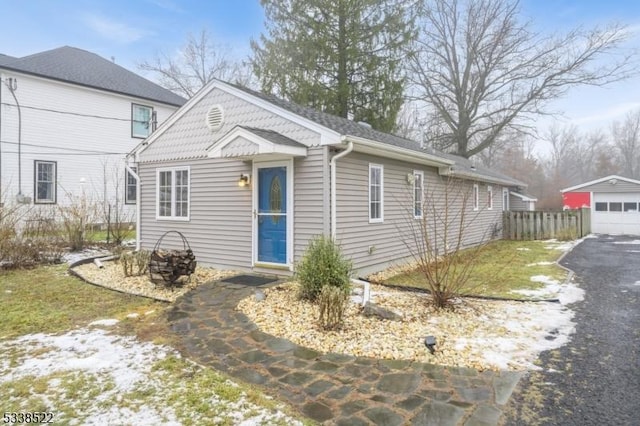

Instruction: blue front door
[257,166,287,264]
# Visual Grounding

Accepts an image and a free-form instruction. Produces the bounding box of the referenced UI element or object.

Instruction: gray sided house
[130,80,525,275]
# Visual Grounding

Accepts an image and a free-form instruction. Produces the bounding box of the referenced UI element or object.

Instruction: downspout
[329,140,369,304]
[125,162,141,251]
[330,139,353,240]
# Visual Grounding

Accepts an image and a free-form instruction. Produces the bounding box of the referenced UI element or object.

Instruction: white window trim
[487,185,493,210]
[34,160,57,204]
[369,163,384,223]
[502,188,509,211]
[473,184,479,211]
[413,170,424,219]
[132,103,154,139]
[125,166,137,205]
[155,166,191,221]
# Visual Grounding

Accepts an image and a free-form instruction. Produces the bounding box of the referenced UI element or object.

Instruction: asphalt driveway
[503,235,640,425]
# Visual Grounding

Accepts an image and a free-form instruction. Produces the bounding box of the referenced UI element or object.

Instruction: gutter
[440,167,525,188]
[330,139,354,239]
[124,162,141,251]
[344,134,454,168]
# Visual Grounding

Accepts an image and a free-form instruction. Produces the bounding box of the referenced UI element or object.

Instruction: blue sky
[1,0,640,142]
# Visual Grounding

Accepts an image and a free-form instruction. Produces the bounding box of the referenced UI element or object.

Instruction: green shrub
[318,286,348,330]
[296,235,352,301]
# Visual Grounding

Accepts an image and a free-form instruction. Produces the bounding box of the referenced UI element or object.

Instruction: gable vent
[206,105,224,131]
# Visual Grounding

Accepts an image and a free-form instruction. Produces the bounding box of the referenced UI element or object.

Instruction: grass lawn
[384,240,570,299]
[0,264,162,339]
[0,264,308,425]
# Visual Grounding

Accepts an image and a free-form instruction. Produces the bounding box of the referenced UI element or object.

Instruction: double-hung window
[473,184,479,211]
[413,170,424,219]
[156,167,190,220]
[132,104,153,138]
[369,164,384,222]
[34,160,56,204]
[502,188,509,211]
[487,186,493,210]
[125,167,137,204]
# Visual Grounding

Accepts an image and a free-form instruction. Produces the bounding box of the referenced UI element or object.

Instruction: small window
[610,202,622,212]
[473,184,479,211]
[156,167,190,220]
[623,202,637,212]
[595,202,608,212]
[125,167,137,204]
[413,171,424,219]
[34,160,56,204]
[369,164,383,222]
[487,186,493,210]
[132,104,153,138]
[502,188,509,211]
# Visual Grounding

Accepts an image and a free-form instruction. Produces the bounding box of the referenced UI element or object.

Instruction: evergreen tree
[251,0,415,133]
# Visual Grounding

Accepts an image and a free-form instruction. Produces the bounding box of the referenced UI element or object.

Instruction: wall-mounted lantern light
[238,173,251,187]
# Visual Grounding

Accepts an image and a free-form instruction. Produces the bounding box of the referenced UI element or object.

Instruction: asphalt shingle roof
[229,82,525,187]
[239,126,307,148]
[0,46,186,107]
[0,54,17,66]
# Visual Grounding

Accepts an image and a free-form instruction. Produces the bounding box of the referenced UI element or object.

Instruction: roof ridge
[1,46,186,106]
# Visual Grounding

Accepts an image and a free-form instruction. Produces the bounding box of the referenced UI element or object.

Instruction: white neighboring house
[0,46,185,224]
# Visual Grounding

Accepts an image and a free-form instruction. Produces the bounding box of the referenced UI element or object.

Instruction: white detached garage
[561,175,640,235]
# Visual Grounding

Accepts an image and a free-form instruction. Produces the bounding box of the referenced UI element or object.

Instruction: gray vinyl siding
[570,180,640,193]
[139,158,253,270]
[140,87,321,163]
[334,152,503,274]
[293,146,329,262]
[509,195,526,211]
[139,147,327,271]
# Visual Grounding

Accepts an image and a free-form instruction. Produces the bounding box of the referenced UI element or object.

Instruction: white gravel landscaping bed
[71,260,236,302]
[238,281,584,371]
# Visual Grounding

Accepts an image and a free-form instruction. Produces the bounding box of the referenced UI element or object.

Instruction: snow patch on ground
[0,328,301,425]
[453,301,577,371]
[511,275,585,304]
[526,261,555,266]
[62,248,111,265]
[516,247,531,251]
[88,319,120,327]
[612,240,640,245]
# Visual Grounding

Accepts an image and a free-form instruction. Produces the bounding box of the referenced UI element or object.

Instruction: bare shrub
[121,251,135,277]
[134,250,150,275]
[402,177,493,309]
[318,285,348,330]
[58,191,98,251]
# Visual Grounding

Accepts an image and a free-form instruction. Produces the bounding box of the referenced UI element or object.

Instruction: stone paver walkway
[167,280,523,425]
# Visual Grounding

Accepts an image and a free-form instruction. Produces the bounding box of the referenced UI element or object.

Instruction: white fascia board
[440,168,523,187]
[510,191,538,202]
[133,79,220,158]
[343,135,454,168]
[560,175,640,192]
[133,79,342,159]
[207,126,307,158]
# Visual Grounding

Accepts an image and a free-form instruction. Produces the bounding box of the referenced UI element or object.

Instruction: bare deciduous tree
[139,29,251,98]
[407,0,634,158]
[611,109,640,178]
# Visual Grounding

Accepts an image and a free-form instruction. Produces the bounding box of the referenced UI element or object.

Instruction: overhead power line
[0,101,143,122]
[0,139,126,155]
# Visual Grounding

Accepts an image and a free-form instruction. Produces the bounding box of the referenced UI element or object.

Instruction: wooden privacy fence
[503,208,591,240]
